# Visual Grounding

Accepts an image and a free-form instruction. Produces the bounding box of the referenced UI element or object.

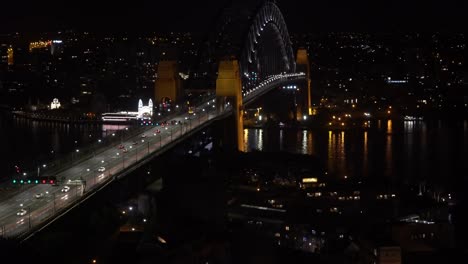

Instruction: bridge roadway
[0,73,305,240]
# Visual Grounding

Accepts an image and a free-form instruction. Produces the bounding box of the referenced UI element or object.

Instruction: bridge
[0,0,310,240]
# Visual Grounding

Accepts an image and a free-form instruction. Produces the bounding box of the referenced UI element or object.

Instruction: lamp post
[37,164,46,177]
[53,192,56,212]
[165,127,172,142]
[185,116,192,130]
[202,108,208,122]
[135,145,138,162]
[72,149,79,164]
[117,151,124,169]
[28,206,31,229]
[120,127,129,144]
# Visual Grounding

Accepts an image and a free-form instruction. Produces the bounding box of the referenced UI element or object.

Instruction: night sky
[1,0,467,33]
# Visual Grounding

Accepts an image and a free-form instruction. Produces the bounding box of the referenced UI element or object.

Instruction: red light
[42,180,46,184]
[49,180,54,184]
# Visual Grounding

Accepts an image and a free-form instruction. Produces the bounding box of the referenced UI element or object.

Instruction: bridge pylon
[215,59,244,152]
[155,60,182,105]
[296,48,312,116]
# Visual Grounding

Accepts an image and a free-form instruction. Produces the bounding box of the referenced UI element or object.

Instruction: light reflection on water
[385,120,392,177]
[363,131,368,177]
[244,128,264,151]
[243,120,467,186]
[0,115,127,179]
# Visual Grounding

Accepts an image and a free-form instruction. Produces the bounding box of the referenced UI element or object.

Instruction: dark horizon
[1,0,468,34]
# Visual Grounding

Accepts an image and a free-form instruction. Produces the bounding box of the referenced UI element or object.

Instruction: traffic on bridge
[0,72,305,239]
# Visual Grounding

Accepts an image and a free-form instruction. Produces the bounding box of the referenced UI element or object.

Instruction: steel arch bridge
[239,0,296,90]
[156,0,310,151]
[190,0,297,92]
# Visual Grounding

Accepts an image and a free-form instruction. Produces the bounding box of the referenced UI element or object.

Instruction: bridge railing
[1,109,196,200]
[1,74,301,239]
[1,99,222,239]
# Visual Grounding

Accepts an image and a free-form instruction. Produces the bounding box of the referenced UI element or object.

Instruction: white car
[35,193,44,199]
[61,186,70,192]
[98,167,106,172]
[17,208,27,216]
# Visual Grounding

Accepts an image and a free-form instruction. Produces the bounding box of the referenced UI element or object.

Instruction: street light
[37,164,46,177]
[185,116,192,130]
[116,151,125,169]
[52,193,56,212]
[72,149,80,164]
[27,206,31,229]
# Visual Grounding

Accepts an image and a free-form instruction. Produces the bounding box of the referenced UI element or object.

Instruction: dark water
[244,119,468,189]
[0,112,129,179]
[1,111,467,190]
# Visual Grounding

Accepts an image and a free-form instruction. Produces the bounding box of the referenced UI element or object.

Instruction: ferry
[101,112,138,122]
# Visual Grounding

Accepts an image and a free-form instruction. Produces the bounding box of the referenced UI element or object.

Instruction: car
[141,134,146,138]
[118,144,125,149]
[155,129,161,134]
[35,193,44,199]
[17,209,27,216]
[122,148,128,153]
[61,186,70,192]
[98,167,106,172]
[132,141,138,145]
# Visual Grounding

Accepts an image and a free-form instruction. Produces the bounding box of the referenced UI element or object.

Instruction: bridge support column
[215,59,244,152]
[296,48,312,116]
[155,61,181,105]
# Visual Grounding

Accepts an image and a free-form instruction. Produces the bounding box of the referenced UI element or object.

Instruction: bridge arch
[240,1,296,91]
[212,1,302,152]
[189,1,296,92]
